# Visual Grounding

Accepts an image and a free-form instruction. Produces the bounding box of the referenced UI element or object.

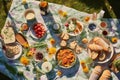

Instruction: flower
[23,43,29,48]
[56,70,62,77]
[111,37,118,43]
[58,10,67,17]
[48,47,56,55]
[50,38,55,45]
[20,56,29,66]
[27,51,33,57]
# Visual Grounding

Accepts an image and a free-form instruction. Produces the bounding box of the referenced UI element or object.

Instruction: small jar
[52,23,62,34]
[39,1,49,15]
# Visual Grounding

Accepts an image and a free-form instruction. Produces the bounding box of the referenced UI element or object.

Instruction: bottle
[80,60,89,73]
[39,1,49,15]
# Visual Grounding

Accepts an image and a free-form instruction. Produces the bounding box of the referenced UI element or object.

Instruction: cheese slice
[1,27,15,44]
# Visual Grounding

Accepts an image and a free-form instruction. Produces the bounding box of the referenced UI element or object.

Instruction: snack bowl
[55,47,77,68]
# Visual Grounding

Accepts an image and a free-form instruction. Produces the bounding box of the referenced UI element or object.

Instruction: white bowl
[24,9,35,20]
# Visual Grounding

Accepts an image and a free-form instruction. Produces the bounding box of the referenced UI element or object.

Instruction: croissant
[93,37,109,51]
[88,43,103,51]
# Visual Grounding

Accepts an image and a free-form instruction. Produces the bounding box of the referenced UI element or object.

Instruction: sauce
[102,30,108,36]
[100,21,107,28]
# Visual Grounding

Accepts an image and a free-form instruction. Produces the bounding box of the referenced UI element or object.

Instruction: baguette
[15,33,29,48]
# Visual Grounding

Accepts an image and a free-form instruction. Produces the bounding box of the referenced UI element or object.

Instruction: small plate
[64,17,83,36]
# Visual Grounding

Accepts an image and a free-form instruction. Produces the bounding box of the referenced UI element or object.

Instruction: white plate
[87,37,114,64]
[4,42,22,60]
[30,23,47,40]
[65,17,83,36]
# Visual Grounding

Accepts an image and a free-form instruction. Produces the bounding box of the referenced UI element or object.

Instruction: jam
[100,21,107,28]
[88,23,96,31]
[35,52,43,60]
[102,30,108,36]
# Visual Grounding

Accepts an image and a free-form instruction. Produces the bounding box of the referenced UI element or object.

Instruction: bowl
[64,17,83,36]
[99,21,107,29]
[4,42,22,60]
[41,61,52,73]
[30,23,47,40]
[56,47,76,68]
[88,22,98,32]
[24,9,35,20]
[87,37,114,64]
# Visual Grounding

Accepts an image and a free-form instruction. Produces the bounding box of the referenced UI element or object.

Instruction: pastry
[88,43,103,51]
[90,51,99,60]
[99,69,111,80]
[75,45,82,54]
[89,65,103,80]
[60,32,69,40]
[93,37,109,51]
[60,40,67,47]
[69,41,77,49]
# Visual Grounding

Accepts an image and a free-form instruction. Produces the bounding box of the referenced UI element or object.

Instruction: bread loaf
[89,65,103,80]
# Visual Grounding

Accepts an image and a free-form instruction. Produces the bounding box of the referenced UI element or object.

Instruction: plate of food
[30,23,47,40]
[64,17,83,36]
[87,37,114,64]
[56,47,76,68]
[4,42,22,60]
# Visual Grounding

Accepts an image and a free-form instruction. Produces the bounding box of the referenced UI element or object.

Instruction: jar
[39,1,49,15]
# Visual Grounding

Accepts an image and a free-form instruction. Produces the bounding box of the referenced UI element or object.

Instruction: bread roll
[89,65,103,80]
[93,37,109,51]
[88,43,103,51]
[99,70,111,80]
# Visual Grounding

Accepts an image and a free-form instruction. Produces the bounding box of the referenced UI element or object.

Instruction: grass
[0,0,119,33]
[0,0,12,32]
